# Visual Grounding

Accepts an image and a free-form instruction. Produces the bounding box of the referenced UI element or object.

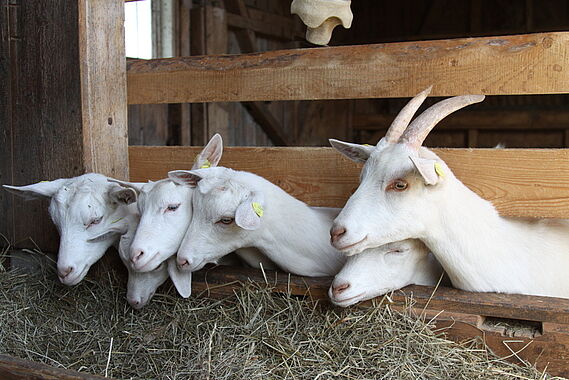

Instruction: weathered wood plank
[78,0,129,178]
[191,265,569,324]
[1,1,128,252]
[129,146,569,218]
[227,8,303,41]
[190,5,229,145]
[0,0,12,248]
[0,354,108,380]
[354,110,569,131]
[127,32,569,104]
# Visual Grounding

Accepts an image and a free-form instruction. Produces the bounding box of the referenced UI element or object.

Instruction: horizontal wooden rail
[354,110,569,131]
[129,146,569,219]
[0,354,107,380]
[127,32,569,104]
[191,265,569,324]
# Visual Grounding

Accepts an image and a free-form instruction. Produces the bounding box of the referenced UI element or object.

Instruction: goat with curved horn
[382,86,433,145]
[399,94,485,149]
[330,90,569,299]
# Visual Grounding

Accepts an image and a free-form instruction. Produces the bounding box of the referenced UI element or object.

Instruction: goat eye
[165,203,181,213]
[387,180,409,192]
[87,216,103,228]
[217,217,234,225]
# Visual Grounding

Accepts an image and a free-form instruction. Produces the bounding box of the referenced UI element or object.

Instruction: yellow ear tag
[200,159,212,169]
[363,144,372,146]
[111,217,124,224]
[434,162,446,178]
[252,202,264,217]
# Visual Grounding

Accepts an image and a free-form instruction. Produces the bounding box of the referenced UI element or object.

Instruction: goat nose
[177,257,190,268]
[330,226,347,243]
[131,249,144,263]
[58,266,74,278]
[332,282,350,297]
[128,298,142,309]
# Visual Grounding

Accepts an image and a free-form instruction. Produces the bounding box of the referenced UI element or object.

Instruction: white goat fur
[4,174,136,285]
[173,166,346,276]
[329,239,442,307]
[117,204,192,309]
[115,134,275,273]
[4,173,191,308]
[330,89,569,298]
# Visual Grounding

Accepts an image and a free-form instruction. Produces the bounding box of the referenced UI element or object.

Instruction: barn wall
[128,0,569,149]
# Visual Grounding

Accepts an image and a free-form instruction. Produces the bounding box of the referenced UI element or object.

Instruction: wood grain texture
[0,0,12,249]
[191,265,569,323]
[129,146,569,218]
[0,354,108,380]
[227,8,303,41]
[190,5,229,145]
[78,0,129,179]
[1,0,128,251]
[354,110,569,131]
[127,32,569,104]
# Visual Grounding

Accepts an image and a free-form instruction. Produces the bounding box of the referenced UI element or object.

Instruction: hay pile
[0,251,555,380]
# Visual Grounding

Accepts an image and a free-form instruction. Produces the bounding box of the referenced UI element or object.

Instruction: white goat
[4,174,137,285]
[172,167,346,276]
[115,201,192,309]
[329,87,569,298]
[329,239,443,307]
[4,173,191,307]
[113,134,274,272]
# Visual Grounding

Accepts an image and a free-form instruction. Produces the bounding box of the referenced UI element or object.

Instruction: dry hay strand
[0,252,558,380]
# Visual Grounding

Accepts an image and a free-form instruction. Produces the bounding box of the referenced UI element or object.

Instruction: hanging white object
[291,0,353,46]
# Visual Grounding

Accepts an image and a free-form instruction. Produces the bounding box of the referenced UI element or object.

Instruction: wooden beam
[353,110,569,131]
[224,0,257,52]
[1,1,128,251]
[127,32,569,104]
[129,146,569,219]
[226,8,304,41]
[190,5,229,145]
[0,354,108,380]
[224,0,291,146]
[191,265,569,324]
[242,102,291,146]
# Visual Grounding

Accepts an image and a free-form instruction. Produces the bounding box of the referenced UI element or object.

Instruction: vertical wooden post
[0,0,128,251]
[178,0,192,145]
[190,4,228,145]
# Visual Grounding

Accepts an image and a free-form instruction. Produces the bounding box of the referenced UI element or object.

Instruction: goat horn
[382,86,432,145]
[399,94,485,149]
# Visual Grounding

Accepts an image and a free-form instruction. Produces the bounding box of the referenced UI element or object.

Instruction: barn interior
[3,0,569,378]
[128,0,569,149]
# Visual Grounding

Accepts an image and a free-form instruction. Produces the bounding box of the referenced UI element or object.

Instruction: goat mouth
[135,256,163,272]
[59,266,89,286]
[187,259,206,272]
[336,236,368,252]
[331,292,366,307]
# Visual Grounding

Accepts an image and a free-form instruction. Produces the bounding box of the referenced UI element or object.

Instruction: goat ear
[192,133,223,169]
[409,156,441,186]
[109,187,137,205]
[87,224,127,243]
[167,258,192,298]
[329,139,374,163]
[168,170,202,187]
[235,193,264,231]
[3,178,68,200]
[107,178,144,195]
